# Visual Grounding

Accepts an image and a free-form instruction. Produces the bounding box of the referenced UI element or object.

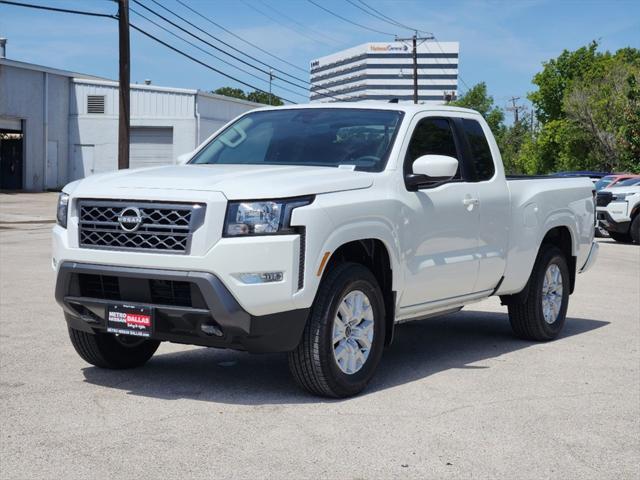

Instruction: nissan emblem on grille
[117,207,143,232]
[77,200,205,254]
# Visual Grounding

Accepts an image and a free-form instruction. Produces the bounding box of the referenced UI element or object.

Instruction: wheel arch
[501,224,576,305]
[318,236,398,346]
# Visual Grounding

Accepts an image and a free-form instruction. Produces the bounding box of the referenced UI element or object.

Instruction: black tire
[68,327,160,369]
[288,262,386,398]
[630,215,640,244]
[609,231,633,243]
[508,245,570,341]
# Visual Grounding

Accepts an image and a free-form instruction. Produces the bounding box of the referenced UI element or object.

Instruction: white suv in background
[596,178,640,243]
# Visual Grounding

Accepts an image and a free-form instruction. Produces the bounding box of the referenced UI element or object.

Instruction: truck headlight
[224,197,312,237]
[56,192,70,228]
[612,192,633,201]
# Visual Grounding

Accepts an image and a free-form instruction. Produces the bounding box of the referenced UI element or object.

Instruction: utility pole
[395,32,434,104]
[268,69,274,105]
[506,96,526,124]
[411,34,417,104]
[118,0,130,169]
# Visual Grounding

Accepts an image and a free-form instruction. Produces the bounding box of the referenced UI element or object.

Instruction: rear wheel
[68,327,160,369]
[609,231,633,243]
[288,262,385,398]
[508,245,570,341]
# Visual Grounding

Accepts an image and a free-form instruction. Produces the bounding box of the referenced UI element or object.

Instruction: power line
[147,0,309,84]
[242,1,339,50]
[138,0,339,100]
[258,0,344,48]
[306,0,396,37]
[0,0,300,103]
[0,0,115,18]
[356,0,429,35]
[131,1,307,92]
[349,0,470,94]
[174,0,309,74]
[432,36,471,92]
[130,6,308,100]
[345,0,412,34]
[129,21,298,104]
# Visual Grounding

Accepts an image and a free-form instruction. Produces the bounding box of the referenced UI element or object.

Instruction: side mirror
[177,151,194,165]
[406,154,459,190]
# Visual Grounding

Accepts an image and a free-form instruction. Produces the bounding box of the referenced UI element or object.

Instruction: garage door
[129,127,173,169]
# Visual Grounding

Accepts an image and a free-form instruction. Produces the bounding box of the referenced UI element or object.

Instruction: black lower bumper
[55,262,309,353]
[597,211,630,234]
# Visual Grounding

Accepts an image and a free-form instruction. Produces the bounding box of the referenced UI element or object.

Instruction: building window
[87,95,105,114]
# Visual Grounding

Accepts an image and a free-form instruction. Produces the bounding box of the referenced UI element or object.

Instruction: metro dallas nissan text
[53,103,598,397]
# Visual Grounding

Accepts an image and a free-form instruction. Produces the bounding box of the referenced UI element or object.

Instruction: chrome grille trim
[77,199,206,254]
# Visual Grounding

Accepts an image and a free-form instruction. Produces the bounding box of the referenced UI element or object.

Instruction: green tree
[620,73,640,171]
[450,82,505,135]
[524,43,640,173]
[246,90,284,106]
[529,41,600,123]
[212,87,247,100]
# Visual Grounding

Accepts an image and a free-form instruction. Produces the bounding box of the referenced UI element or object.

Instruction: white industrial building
[310,41,459,103]
[0,57,260,191]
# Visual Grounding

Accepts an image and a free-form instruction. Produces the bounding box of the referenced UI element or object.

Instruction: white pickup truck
[53,104,599,397]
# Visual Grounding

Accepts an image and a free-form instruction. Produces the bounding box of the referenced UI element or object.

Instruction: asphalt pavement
[1,193,638,479]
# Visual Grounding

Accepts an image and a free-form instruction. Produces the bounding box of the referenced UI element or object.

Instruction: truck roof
[253,102,480,116]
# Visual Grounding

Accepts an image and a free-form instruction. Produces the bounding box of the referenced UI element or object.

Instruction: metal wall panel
[129,127,173,169]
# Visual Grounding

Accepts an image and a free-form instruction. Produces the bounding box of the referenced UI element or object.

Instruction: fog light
[236,272,284,284]
[201,323,223,337]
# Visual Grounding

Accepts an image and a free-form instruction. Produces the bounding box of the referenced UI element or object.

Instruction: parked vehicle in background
[52,104,599,397]
[595,176,640,238]
[594,174,640,191]
[596,180,640,243]
[555,171,609,184]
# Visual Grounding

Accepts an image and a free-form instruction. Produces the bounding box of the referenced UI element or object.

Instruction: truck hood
[601,185,640,194]
[69,164,374,199]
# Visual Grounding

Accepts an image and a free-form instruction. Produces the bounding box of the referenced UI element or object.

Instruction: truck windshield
[190,108,404,172]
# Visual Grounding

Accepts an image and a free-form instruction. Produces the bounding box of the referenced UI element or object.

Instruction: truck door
[399,115,480,308]
[456,117,510,293]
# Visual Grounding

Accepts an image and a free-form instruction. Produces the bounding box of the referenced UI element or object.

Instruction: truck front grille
[74,273,201,308]
[78,200,205,254]
[596,192,613,207]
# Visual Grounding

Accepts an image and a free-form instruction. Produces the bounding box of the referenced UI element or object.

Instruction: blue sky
[1,0,639,111]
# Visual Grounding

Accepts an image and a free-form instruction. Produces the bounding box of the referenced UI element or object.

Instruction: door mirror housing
[177,151,194,165]
[406,154,459,190]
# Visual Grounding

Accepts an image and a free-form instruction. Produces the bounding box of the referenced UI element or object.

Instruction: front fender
[290,191,404,311]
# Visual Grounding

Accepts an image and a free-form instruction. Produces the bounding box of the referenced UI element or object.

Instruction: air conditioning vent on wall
[87,95,105,114]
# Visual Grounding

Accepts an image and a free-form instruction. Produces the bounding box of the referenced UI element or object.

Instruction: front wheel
[630,215,640,244]
[288,262,386,398]
[508,245,570,341]
[68,327,160,369]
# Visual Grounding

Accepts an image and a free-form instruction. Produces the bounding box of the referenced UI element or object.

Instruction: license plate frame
[106,304,154,338]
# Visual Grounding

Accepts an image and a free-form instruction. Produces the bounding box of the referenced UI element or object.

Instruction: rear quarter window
[462,119,495,181]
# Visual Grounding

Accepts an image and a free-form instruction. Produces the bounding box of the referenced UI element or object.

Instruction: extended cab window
[462,119,495,181]
[405,117,461,178]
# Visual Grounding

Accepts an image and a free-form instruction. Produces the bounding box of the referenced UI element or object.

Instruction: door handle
[463,197,479,206]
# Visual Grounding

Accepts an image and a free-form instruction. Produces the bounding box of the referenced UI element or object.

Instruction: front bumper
[55,262,309,353]
[596,209,631,234]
